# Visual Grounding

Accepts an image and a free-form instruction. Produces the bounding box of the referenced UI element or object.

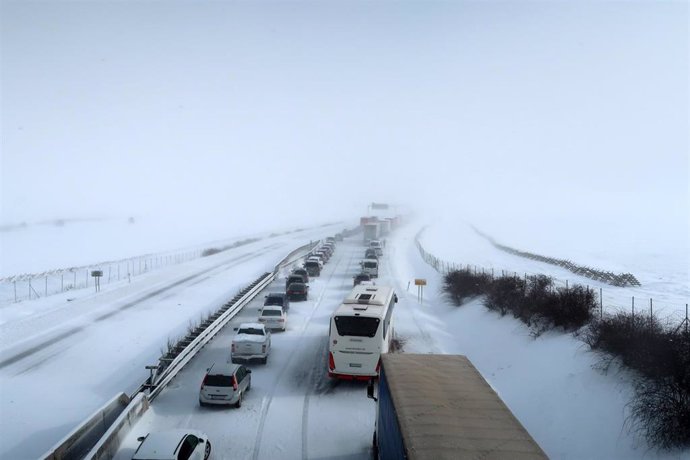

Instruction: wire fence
[0,249,204,305]
[414,228,689,330]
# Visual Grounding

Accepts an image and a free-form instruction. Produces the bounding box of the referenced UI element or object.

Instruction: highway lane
[114,235,389,460]
[0,225,344,460]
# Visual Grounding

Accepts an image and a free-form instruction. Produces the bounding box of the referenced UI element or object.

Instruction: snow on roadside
[388,221,687,459]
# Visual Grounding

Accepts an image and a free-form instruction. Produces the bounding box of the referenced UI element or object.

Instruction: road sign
[414,279,427,286]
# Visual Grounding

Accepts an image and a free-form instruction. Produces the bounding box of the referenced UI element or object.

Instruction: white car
[132,429,211,460]
[258,305,287,331]
[306,256,324,269]
[232,323,271,364]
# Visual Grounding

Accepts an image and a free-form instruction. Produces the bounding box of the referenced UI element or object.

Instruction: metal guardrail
[41,239,321,460]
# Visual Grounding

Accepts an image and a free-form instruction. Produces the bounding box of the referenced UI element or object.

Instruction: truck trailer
[368,354,547,460]
[363,222,380,243]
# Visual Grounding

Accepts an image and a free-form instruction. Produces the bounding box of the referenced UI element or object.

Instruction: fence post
[28,279,32,300]
[45,276,48,296]
[632,296,635,324]
[649,298,653,327]
[73,271,77,288]
[86,270,89,287]
[61,274,64,292]
[14,281,17,303]
[599,288,604,319]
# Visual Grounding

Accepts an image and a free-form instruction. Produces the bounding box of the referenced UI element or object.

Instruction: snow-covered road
[0,225,342,459]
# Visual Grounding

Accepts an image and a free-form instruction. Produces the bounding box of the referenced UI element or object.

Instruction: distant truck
[367,354,547,460]
[363,222,380,243]
[231,323,271,364]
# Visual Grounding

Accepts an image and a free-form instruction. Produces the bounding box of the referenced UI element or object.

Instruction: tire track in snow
[385,235,443,354]
[0,246,275,370]
[301,247,357,460]
[252,251,347,460]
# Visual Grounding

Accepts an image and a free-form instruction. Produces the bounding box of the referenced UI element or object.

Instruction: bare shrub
[485,275,525,316]
[202,248,222,257]
[585,313,690,447]
[443,269,491,305]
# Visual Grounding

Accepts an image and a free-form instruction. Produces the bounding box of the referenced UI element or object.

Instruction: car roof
[262,305,284,312]
[208,361,240,376]
[266,292,286,297]
[238,322,265,330]
[355,273,371,278]
[133,430,197,459]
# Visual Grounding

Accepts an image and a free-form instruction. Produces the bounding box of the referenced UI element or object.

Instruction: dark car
[304,260,321,277]
[364,248,378,260]
[264,292,290,312]
[291,268,310,283]
[353,273,372,286]
[286,282,308,301]
[286,274,307,289]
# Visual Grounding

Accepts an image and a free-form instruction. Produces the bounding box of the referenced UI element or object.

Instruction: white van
[369,240,383,256]
[360,258,379,278]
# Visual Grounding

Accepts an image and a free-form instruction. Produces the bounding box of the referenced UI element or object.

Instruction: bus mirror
[367,379,377,402]
[394,294,398,303]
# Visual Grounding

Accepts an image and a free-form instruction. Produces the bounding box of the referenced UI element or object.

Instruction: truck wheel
[235,391,242,408]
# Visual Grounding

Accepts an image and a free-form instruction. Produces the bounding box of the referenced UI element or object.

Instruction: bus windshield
[334,316,380,337]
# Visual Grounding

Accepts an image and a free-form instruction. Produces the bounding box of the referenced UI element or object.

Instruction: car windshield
[289,283,305,290]
[238,327,263,335]
[265,297,283,305]
[305,262,319,267]
[334,316,380,337]
[364,262,377,268]
[262,309,282,317]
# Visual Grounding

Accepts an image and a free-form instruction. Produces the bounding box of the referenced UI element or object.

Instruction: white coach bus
[328,285,398,380]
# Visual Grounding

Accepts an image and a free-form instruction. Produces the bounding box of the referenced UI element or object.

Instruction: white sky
[2,0,688,242]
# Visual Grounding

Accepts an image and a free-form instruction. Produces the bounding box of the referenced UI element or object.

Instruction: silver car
[199,362,251,408]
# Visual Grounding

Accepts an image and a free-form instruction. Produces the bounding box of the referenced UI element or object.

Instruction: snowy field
[0,223,345,459]
[419,215,689,323]
[1,219,689,459]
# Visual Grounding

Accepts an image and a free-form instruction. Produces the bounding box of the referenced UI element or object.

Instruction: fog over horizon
[2,1,688,251]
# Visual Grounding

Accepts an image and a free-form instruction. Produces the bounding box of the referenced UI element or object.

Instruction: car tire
[205,440,212,460]
[247,377,252,391]
[235,391,242,408]
[199,399,206,408]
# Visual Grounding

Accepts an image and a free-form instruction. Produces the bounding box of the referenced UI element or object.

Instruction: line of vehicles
[131,236,343,460]
[329,238,399,381]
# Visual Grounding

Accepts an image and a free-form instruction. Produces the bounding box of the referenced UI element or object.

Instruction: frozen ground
[1,219,688,459]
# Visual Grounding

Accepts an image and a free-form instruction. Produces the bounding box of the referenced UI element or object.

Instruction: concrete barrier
[40,392,130,460]
[84,392,150,460]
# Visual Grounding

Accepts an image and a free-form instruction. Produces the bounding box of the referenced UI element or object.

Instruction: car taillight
[278,319,284,322]
[201,375,208,389]
[232,376,238,391]
[328,352,335,371]
[375,358,381,373]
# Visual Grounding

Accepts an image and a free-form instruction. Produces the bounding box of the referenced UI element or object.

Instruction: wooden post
[599,288,604,318]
